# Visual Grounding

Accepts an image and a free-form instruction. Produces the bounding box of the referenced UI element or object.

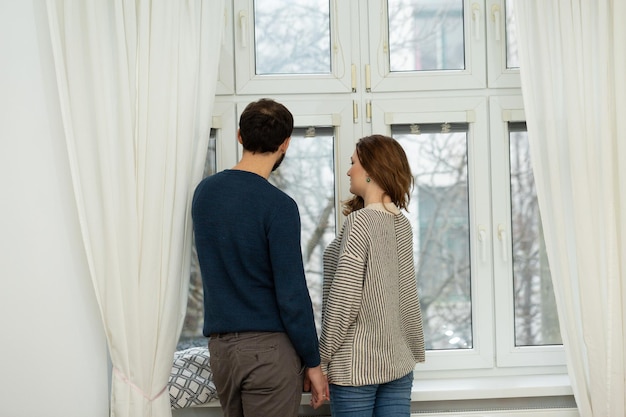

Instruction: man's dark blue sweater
[191,169,321,368]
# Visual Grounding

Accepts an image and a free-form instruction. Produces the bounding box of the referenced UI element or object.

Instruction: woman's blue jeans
[329,372,413,417]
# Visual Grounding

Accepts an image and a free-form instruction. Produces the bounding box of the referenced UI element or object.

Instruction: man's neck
[232,152,275,179]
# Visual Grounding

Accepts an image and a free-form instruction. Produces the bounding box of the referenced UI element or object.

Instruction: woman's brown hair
[343,135,414,216]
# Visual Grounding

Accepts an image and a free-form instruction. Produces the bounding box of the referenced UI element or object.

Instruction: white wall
[0,1,109,416]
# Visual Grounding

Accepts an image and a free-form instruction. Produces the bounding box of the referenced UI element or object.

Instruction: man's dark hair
[239,98,294,153]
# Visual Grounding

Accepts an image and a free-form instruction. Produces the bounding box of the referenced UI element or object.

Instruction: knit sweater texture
[320,203,425,386]
[191,169,321,368]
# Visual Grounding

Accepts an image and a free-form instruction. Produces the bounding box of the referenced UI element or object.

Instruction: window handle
[238,10,248,48]
[472,3,481,41]
[491,4,501,41]
[497,224,507,262]
[478,227,487,263]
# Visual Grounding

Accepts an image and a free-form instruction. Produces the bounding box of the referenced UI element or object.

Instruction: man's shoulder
[194,170,227,190]
[261,187,298,217]
[194,170,260,195]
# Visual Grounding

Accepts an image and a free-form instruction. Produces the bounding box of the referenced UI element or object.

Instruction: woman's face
[347,149,367,197]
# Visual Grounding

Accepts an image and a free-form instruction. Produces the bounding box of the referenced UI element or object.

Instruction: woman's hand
[304,366,329,409]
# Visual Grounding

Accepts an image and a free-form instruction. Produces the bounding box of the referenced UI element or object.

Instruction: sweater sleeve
[319,213,369,371]
[268,198,321,368]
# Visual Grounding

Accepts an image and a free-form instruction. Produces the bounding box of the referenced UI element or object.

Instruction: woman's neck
[363,191,392,207]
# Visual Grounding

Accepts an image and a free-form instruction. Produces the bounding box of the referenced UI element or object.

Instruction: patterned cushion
[169,346,219,409]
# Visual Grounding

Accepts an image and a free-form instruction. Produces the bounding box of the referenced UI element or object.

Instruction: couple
[191,98,425,417]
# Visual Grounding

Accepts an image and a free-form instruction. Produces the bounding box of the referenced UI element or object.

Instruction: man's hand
[304,366,329,409]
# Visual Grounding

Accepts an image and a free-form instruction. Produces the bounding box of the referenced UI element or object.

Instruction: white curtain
[45,1,224,416]
[514,2,626,416]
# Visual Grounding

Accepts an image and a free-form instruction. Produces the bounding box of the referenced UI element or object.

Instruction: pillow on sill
[169,346,218,409]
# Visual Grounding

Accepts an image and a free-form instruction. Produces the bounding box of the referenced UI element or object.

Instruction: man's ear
[280,136,292,153]
[237,129,243,144]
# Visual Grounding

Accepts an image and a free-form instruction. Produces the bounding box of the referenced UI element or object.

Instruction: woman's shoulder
[341,209,379,237]
[350,205,398,223]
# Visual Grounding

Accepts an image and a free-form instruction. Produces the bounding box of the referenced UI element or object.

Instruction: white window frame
[485,0,521,88]
[489,95,566,368]
[200,0,571,390]
[216,0,236,95]
[211,100,238,170]
[231,0,354,95]
[366,0,488,92]
[371,96,495,371]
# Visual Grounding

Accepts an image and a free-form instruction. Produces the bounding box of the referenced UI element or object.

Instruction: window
[268,126,337,333]
[179,130,217,348]
[233,0,352,94]
[509,122,561,348]
[486,0,520,87]
[504,0,519,69]
[372,96,494,371]
[183,0,568,394]
[387,0,465,72]
[490,95,564,367]
[254,0,331,75]
[393,123,472,351]
[367,0,487,91]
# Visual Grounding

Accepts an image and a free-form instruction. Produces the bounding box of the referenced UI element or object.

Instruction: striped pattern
[320,203,425,386]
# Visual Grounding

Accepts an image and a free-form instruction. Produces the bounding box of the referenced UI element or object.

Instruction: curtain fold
[45,1,225,416]
[514,2,626,416]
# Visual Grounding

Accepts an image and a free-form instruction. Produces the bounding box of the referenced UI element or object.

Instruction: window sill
[184,374,573,408]
[409,373,573,401]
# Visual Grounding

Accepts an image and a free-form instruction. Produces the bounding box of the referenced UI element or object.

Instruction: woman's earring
[366,177,371,183]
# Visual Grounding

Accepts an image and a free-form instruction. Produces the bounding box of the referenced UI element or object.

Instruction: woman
[320,134,425,416]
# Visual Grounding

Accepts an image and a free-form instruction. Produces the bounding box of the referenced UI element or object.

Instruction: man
[192,98,328,416]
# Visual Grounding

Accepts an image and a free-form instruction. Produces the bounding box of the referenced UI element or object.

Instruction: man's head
[239,98,294,154]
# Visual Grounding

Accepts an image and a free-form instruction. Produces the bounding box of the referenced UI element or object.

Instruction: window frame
[371,96,495,371]
[231,0,354,95]
[485,0,521,88]
[216,0,236,95]
[188,0,571,392]
[366,0,488,92]
[489,95,566,368]
[211,100,238,170]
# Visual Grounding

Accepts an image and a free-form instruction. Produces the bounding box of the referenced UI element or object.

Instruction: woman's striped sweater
[320,202,425,386]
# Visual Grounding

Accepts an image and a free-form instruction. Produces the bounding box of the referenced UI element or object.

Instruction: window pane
[254,0,331,75]
[179,131,217,349]
[505,0,519,68]
[393,124,472,350]
[509,124,561,346]
[269,127,336,333]
[387,0,465,72]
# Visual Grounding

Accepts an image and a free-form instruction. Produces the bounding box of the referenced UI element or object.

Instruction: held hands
[303,366,329,409]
